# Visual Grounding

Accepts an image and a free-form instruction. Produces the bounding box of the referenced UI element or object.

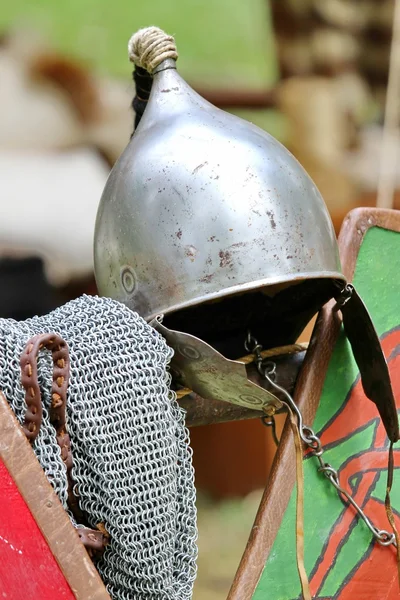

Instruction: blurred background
[0,1,399,598]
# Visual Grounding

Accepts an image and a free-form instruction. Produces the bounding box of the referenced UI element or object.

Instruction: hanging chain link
[261,413,280,447]
[245,331,397,548]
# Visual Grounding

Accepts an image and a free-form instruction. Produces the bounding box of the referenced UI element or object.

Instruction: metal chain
[261,414,280,447]
[246,332,397,548]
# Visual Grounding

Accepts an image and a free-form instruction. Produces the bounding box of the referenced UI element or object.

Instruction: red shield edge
[0,456,75,599]
[0,392,110,600]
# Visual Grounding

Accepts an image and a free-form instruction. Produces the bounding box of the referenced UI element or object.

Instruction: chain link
[261,414,280,447]
[246,331,397,549]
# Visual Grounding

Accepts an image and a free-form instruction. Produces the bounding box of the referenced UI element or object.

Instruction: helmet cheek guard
[94,28,398,443]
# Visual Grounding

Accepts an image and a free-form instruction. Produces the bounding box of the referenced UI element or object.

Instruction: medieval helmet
[94,27,398,441]
[95,28,344,354]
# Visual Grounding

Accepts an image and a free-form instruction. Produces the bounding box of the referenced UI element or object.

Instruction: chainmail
[0,295,197,600]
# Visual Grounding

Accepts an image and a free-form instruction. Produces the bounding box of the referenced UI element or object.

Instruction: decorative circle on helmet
[238,394,263,407]
[177,344,201,360]
[120,266,136,294]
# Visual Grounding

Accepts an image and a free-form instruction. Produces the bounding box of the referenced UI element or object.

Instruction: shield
[230,208,400,599]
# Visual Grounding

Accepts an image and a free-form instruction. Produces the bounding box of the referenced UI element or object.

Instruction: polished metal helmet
[94,28,398,440]
[95,28,344,354]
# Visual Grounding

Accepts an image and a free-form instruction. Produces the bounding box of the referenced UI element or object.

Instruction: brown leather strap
[20,333,108,556]
[21,333,69,443]
[287,406,311,600]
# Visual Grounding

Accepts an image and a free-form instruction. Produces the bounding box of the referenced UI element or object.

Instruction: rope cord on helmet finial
[128,26,178,74]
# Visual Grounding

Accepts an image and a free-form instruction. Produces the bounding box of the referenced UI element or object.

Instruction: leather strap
[21,333,69,443]
[20,333,108,556]
[336,284,399,443]
[287,406,311,600]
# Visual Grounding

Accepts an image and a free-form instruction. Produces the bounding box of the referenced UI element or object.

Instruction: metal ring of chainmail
[0,295,198,600]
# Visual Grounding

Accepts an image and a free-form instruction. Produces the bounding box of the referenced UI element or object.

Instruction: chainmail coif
[0,295,197,600]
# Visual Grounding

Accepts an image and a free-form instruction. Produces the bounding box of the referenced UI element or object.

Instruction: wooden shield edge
[228,207,400,599]
[0,391,111,600]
